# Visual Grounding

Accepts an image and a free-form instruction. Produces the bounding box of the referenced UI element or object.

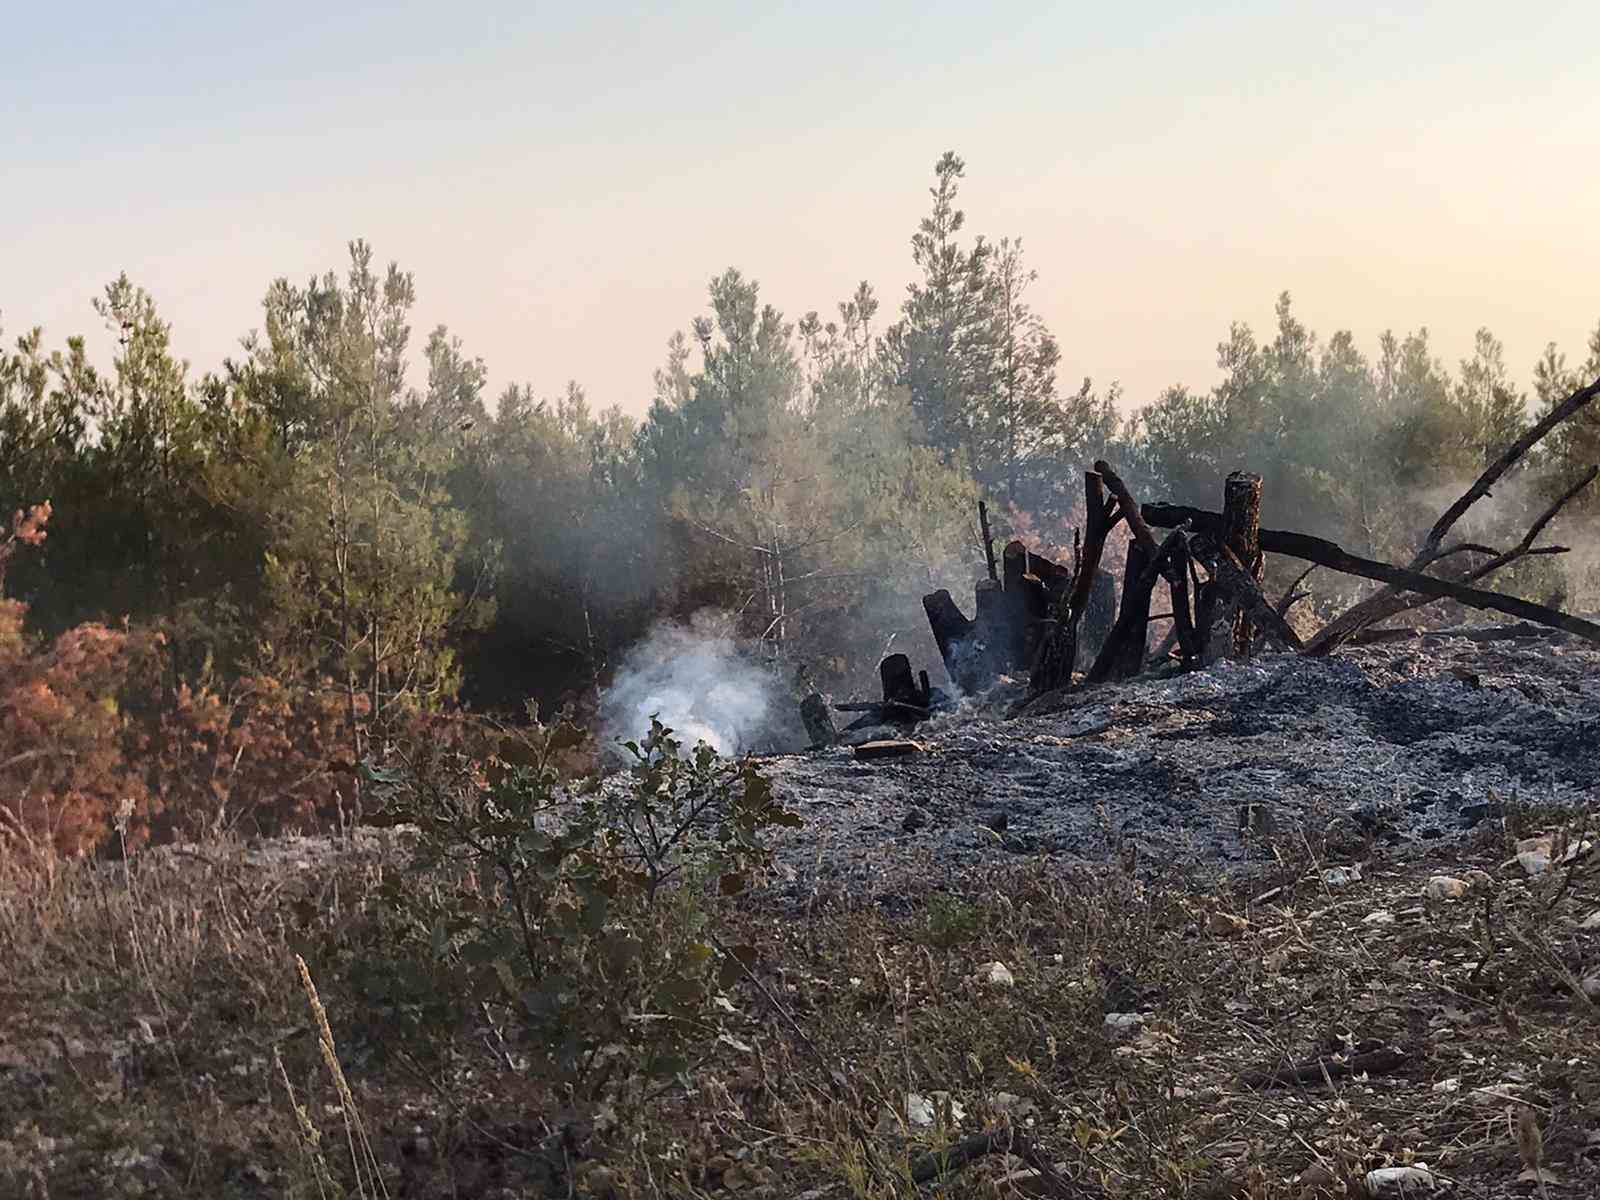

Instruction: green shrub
[354,712,799,1094]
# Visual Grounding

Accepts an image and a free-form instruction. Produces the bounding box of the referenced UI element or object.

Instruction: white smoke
[600,613,779,762]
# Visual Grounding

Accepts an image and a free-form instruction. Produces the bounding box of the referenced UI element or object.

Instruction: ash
[756,627,1599,901]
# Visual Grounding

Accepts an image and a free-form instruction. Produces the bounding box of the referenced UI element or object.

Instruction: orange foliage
[0,500,484,856]
[0,595,473,856]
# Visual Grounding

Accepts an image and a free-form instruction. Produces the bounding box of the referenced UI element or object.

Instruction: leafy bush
[357,712,799,1093]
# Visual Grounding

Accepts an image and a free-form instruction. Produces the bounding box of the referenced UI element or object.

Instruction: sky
[5,0,1600,418]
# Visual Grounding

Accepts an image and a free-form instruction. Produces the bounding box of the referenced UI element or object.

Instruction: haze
[6,0,1599,411]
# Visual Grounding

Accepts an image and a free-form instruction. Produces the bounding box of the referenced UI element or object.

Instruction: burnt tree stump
[923,589,977,685]
[879,653,929,709]
[1001,540,1051,670]
[1223,471,1264,657]
[800,693,837,747]
[1088,540,1155,682]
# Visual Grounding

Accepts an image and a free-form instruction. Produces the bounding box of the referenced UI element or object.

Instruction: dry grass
[1,804,1596,1199]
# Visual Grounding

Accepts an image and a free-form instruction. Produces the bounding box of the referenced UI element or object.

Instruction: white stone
[976,961,1015,988]
[1365,1165,1445,1194]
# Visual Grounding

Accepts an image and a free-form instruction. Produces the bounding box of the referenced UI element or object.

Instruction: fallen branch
[907,1124,1090,1196]
[1241,1042,1407,1089]
[1210,543,1304,651]
[1350,621,1572,646]
[1307,464,1597,651]
[1310,369,1600,650]
[1141,503,1600,647]
[1275,564,1317,617]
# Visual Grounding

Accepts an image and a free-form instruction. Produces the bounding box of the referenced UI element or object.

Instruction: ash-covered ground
[757,627,1599,901]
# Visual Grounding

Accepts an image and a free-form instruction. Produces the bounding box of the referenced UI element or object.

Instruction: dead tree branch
[1142,503,1600,647]
[1304,463,1597,652]
[1306,373,1600,650]
[1211,543,1304,650]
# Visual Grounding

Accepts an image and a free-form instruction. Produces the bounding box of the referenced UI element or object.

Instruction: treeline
[2,152,1598,849]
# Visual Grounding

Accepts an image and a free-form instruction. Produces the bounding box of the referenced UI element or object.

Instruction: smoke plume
[600,612,783,762]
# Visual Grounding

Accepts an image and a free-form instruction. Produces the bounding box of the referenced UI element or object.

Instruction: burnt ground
[757,629,1600,903]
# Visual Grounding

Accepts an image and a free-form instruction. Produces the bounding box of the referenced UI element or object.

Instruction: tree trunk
[1088,540,1154,682]
[1222,471,1263,657]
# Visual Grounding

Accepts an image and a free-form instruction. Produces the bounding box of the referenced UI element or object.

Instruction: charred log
[1210,542,1303,651]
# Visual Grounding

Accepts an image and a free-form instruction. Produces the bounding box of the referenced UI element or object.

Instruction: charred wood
[923,589,979,687]
[1142,503,1600,647]
[1164,531,1203,669]
[1087,538,1160,683]
[1241,1042,1407,1090]
[880,652,930,709]
[1210,543,1304,651]
[1306,373,1598,652]
[979,500,999,582]
[973,578,1008,679]
[1031,472,1115,693]
[1307,463,1597,652]
[1002,540,1052,667]
[799,693,836,747]
[1221,472,1264,656]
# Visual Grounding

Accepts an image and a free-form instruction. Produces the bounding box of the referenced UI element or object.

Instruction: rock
[1517,835,1554,876]
[1321,865,1362,888]
[1582,974,1600,1001]
[855,739,923,761]
[1425,876,1471,901]
[1208,912,1249,937]
[905,1091,965,1127]
[986,809,1009,833]
[1362,909,1396,925]
[901,807,929,833]
[1580,910,1600,931]
[976,961,1015,988]
[1364,1165,1445,1195]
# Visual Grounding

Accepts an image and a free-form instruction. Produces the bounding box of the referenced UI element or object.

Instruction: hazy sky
[6,1,1599,417]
